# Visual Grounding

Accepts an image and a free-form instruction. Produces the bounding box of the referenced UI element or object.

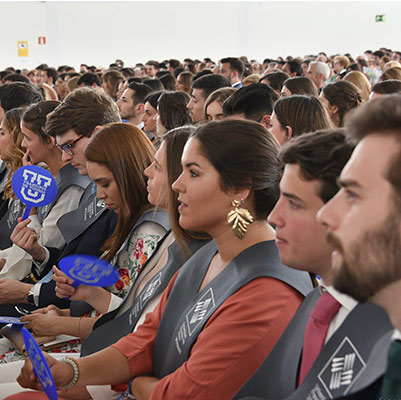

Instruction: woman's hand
[10,218,46,262]
[16,353,73,391]
[20,313,63,337]
[22,149,32,166]
[53,265,95,303]
[31,304,65,317]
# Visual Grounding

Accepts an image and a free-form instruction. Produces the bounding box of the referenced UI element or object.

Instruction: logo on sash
[84,198,105,221]
[316,337,366,398]
[7,201,22,228]
[141,272,162,304]
[20,169,52,204]
[186,288,215,336]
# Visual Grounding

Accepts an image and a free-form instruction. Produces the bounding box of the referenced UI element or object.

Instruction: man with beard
[234,126,394,400]
[317,94,401,400]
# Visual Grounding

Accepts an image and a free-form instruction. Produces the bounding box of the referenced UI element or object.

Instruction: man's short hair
[45,67,58,84]
[345,95,401,203]
[46,87,121,138]
[260,71,290,91]
[285,61,303,76]
[127,82,153,104]
[146,60,160,70]
[0,82,43,112]
[310,61,330,80]
[77,73,102,87]
[191,74,231,100]
[280,129,355,202]
[229,83,279,121]
[220,57,245,78]
[3,74,30,84]
[168,59,181,70]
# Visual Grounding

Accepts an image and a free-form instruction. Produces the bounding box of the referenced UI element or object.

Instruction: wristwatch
[27,285,35,306]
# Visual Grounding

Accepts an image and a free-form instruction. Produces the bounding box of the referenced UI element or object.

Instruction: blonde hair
[343,71,371,102]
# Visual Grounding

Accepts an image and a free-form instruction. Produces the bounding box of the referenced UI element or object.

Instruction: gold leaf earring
[227,199,254,239]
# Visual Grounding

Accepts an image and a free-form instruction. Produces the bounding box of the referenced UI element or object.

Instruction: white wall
[0,1,399,70]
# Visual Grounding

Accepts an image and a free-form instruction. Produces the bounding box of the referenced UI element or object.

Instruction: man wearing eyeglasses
[0,88,120,316]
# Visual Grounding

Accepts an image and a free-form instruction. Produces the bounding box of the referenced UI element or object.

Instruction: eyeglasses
[56,135,84,156]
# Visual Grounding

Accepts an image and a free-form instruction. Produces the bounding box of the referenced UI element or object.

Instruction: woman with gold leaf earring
[13,119,313,400]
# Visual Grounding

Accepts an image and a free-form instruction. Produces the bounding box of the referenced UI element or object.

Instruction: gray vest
[69,209,170,317]
[0,198,23,249]
[234,287,393,400]
[57,182,106,244]
[152,240,313,379]
[80,236,209,356]
[36,163,91,223]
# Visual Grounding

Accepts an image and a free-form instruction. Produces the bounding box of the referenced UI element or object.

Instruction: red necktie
[297,291,341,386]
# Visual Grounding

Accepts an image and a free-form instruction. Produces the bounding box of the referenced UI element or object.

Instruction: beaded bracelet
[61,357,80,390]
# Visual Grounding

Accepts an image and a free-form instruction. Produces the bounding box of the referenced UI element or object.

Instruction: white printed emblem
[186,288,215,336]
[21,170,52,204]
[26,337,53,388]
[69,258,113,284]
[317,337,366,398]
[141,272,162,303]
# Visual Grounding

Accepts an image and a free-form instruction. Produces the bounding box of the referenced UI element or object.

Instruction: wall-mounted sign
[375,14,386,22]
[38,36,46,45]
[17,41,28,57]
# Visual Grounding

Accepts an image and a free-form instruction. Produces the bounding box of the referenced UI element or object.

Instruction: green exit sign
[376,14,386,22]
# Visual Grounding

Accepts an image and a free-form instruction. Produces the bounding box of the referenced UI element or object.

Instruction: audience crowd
[0,48,399,400]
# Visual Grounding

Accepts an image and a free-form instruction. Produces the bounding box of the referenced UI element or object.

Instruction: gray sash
[0,198,23,249]
[234,288,393,400]
[37,163,91,223]
[69,209,170,317]
[80,236,209,356]
[152,240,313,378]
[57,183,105,244]
[285,303,392,400]
[0,163,7,193]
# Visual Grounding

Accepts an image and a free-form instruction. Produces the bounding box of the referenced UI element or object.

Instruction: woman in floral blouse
[0,123,169,363]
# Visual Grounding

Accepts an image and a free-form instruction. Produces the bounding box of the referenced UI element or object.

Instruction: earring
[227,199,254,239]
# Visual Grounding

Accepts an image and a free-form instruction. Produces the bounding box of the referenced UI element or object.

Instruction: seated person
[0,108,26,251]
[13,119,313,399]
[0,101,90,282]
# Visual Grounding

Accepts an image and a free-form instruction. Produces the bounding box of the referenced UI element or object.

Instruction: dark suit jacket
[0,209,117,317]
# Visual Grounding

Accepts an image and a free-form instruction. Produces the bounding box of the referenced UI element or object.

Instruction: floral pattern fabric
[107,231,162,300]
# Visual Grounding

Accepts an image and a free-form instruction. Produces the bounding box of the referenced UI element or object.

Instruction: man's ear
[260,114,271,129]
[47,135,56,148]
[91,125,104,137]
[136,103,145,114]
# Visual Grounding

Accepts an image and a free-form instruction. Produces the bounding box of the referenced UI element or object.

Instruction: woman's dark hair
[159,73,176,91]
[282,76,318,97]
[84,123,155,261]
[372,79,401,94]
[142,78,164,92]
[191,119,281,219]
[161,126,208,257]
[22,100,60,141]
[273,95,333,138]
[322,81,363,127]
[158,91,192,131]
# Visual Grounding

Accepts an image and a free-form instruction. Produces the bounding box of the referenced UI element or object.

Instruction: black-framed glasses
[56,135,84,156]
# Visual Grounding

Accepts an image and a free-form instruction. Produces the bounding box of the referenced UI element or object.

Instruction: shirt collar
[317,279,358,312]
